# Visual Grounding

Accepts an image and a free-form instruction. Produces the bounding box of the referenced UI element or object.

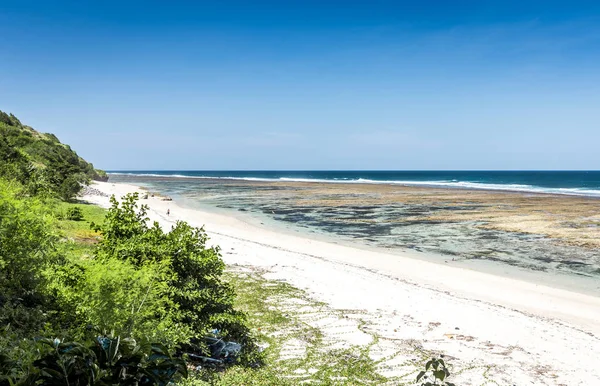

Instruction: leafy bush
[89,193,255,352]
[0,136,260,379]
[53,257,191,345]
[0,181,59,331]
[1,335,187,385]
[65,207,84,221]
[0,182,72,382]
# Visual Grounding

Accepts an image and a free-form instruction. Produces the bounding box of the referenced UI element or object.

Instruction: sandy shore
[84,181,600,385]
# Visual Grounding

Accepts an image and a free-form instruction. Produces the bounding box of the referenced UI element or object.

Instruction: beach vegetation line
[0,109,456,384]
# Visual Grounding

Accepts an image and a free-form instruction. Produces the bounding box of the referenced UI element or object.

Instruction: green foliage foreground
[88,193,253,346]
[0,181,259,385]
[2,336,187,386]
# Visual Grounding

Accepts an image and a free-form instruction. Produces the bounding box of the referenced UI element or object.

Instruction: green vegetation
[182,266,461,385]
[0,181,260,384]
[416,357,456,386]
[0,110,454,384]
[0,110,259,385]
[180,267,388,385]
[0,181,59,337]
[65,206,84,221]
[7,336,188,386]
[0,109,106,201]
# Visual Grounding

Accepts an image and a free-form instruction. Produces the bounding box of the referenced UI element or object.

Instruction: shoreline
[106,172,600,199]
[172,189,600,297]
[83,181,600,384]
[108,173,600,294]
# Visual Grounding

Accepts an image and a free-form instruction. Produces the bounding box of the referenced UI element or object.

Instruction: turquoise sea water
[106,171,600,294]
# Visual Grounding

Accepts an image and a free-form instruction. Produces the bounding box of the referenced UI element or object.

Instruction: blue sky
[1,0,599,170]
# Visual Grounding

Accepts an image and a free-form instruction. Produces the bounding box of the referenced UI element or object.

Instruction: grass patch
[53,200,106,257]
[55,201,105,236]
[182,266,389,385]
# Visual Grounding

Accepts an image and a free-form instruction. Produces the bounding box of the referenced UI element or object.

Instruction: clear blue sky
[1,0,599,170]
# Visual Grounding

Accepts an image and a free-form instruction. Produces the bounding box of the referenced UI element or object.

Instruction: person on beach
[167,209,170,216]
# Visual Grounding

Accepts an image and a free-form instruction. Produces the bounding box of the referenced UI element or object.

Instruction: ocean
[108,170,600,197]
[106,170,600,294]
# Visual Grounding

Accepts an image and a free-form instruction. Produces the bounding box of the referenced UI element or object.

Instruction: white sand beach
[84,181,600,385]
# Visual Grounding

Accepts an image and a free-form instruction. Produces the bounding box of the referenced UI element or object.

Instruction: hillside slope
[0,110,107,199]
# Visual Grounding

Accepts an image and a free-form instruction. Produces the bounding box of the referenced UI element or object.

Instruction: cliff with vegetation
[0,110,107,201]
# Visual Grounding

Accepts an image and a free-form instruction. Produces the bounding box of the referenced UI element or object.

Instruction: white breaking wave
[108,172,270,181]
[107,173,600,197]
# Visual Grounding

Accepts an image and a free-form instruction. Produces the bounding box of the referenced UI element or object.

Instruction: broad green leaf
[433,369,446,380]
[426,359,433,371]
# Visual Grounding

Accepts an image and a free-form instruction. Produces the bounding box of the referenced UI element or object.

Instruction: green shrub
[0,171,258,380]
[1,335,187,385]
[0,181,69,379]
[52,257,191,345]
[65,206,84,221]
[91,193,255,351]
[0,181,58,319]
